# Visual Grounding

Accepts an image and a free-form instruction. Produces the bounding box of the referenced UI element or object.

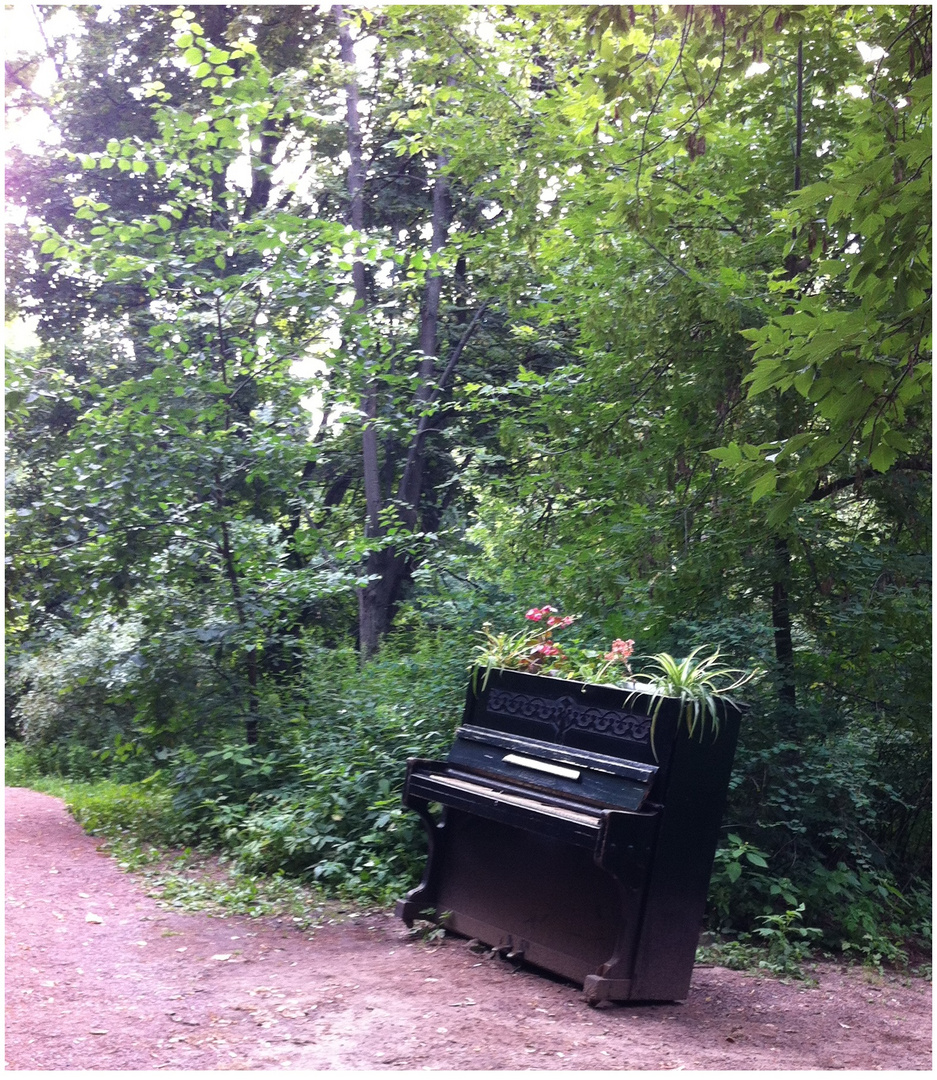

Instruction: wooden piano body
[396,668,741,1004]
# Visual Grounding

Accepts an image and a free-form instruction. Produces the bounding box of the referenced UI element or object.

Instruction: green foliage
[629,647,759,743]
[470,606,638,687]
[5,743,186,846]
[65,776,187,848]
[7,619,142,751]
[707,16,931,518]
[698,904,823,982]
[121,848,325,929]
[4,3,930,961]
[163,633,468,902]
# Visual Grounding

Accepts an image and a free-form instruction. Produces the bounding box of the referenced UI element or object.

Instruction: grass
[5,743,353,930]
[103,838,349,930]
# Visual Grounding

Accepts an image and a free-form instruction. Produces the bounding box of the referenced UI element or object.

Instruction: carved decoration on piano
[487,688,652,744]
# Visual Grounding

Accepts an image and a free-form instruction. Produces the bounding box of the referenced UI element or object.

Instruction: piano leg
[583,811,661,1004]
[583,974,632,1006]
[395,798,445,927]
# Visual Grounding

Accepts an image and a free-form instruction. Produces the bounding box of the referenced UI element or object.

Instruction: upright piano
[395,667,741,1004]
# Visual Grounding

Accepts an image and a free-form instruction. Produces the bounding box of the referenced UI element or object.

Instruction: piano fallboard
[446,724,657,812]
[406,764,605,847]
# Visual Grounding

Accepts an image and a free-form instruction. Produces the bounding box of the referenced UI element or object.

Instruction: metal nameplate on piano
[454,725,657,783]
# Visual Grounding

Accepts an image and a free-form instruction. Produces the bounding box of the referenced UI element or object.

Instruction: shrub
[5,743,187,847]
[165,630,470,901]
[65,776,188,848]
[7,619,144,750]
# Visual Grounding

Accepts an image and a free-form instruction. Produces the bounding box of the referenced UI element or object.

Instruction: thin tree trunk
[213,295,259,743]
[397,138,452,530]
[770,37,805,718]
[772,538,797,712]
[334,6,385,658]
[218,517,259,745]
[334,30,483,658]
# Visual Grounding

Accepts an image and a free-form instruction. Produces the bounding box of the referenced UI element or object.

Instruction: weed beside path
[5,786,933,1071]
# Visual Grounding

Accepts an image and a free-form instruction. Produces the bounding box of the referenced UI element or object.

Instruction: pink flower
[525,605,558,622]
[546,614,576,629]
[604,638,635,663]
[530,642,561,658]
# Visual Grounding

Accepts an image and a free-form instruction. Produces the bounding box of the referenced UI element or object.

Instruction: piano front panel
[433,811,637,985]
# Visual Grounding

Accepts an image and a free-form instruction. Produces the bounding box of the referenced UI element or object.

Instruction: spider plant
[627,646,758,755]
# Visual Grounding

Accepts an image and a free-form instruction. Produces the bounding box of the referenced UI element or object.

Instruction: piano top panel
[465,668,676,764]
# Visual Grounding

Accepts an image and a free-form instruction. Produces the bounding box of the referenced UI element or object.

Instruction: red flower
[530,642,561,658]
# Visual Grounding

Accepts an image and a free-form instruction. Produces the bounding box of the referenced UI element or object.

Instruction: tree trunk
[219,517,259,745]
[357,155,450,656]
[334,7,384,658]
[768,36,805,720]
[771,537,797,713]
[333,27,483,658]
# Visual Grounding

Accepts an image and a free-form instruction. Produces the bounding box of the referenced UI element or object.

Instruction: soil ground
[5,786,932,1071]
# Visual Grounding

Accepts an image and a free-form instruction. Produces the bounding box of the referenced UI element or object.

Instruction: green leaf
[751,471,777,502]
[869,442,899,473]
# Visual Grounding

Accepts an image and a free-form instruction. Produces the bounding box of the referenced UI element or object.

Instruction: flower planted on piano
[472,609,759,746]
[472,606,636,688]
[627,646,759,745]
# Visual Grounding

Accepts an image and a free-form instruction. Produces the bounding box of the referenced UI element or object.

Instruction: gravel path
[5,786,932,1070]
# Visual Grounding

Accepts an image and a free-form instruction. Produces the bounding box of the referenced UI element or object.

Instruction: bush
[5,742,187,847]
[6,619,144,750]
[165,630,471,901]
[65,776,188,848]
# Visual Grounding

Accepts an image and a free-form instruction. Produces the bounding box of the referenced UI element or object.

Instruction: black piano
[395,667,741,1004]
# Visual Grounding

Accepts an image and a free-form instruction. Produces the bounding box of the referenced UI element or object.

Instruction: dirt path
[5,786,932,1071]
